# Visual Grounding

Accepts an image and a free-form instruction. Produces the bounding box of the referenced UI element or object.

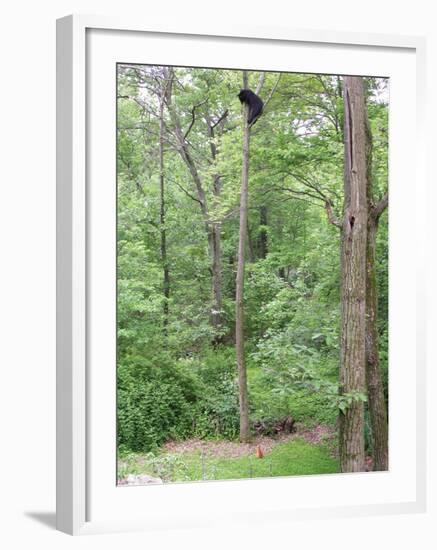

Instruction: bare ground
[162,424,337,459]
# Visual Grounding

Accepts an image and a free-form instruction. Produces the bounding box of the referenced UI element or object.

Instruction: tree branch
[255,72,266,95]
[373,192,388,220]
[172,179,204,206]
[284,171,330,202]
[211,109,229,129]
[262,75,281,111]
[276,186,324,203]
[166,102,209,220]
[324,199,342,229]
[184,100,208,140]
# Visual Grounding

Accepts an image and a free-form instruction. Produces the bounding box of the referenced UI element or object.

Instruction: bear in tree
[238,89,264,125]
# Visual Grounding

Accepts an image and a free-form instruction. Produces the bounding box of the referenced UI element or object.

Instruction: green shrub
[117,355,198,452]
[193,373,240,439]
[180,348,240,439]
[118,349,241,451]
[287,389,337,426]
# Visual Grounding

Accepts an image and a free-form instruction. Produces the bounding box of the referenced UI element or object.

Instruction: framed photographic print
[56,14,427,535]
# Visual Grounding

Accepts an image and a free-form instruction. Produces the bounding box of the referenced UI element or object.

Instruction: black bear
[238,89,264,125]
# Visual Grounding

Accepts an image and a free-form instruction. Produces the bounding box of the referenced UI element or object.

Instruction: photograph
[115,64,389,486]
[0,0,430,543]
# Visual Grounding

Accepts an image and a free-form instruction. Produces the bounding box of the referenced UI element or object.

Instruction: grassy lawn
[118,437,339,484]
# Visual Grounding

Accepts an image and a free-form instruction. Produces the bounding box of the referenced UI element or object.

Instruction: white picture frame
[56,14,427,536]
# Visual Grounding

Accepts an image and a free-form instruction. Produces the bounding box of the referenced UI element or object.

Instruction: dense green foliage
[116,66,388,459]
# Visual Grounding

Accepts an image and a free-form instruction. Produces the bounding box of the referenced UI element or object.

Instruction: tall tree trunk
[258,205,268,259]
[366,213,388,470]
[209,220,223,341]
[207,116,224,343]
[363,98,389,471]
[246,219,256,263]
[159,93,170,332]
[339,76,368,473]
[236,74,251,443]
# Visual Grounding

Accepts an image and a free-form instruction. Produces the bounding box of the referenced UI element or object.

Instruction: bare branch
[184,100,208,140]
[172,179,204,206]
[280,195,325,209]
[284,171,330,201]
[262,75,281,111]
[255,72,266,95]
[258,171,341,228]
[166,102,209,219]
[211,109,229,129]
[324,199,342,229]
[181,99,207,141]
[373,192,388,220]
[276,186,324,203]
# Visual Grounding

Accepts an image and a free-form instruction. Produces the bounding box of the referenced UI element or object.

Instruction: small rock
[124,474,163,485]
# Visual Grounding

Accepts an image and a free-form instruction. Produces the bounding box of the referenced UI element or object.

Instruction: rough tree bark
[339,76,368,473]
[235,71,251,443]
[365,112,389,469]
[364,107,389,471]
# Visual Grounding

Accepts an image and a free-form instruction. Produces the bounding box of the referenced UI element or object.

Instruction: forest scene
[116,65,389,486]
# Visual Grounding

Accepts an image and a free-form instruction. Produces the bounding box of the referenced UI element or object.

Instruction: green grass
[118,438,339,483]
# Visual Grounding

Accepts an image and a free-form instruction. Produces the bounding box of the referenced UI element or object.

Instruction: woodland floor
[118,424,342,485]
[162,424,336,458]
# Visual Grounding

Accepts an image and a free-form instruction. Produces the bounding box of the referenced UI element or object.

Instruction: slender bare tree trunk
[236,74,251,443]
[159,84,170,332]
[207,114,224,343]
[339,76,368,473]
[209,219,223,340]
[258,205,268,259]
